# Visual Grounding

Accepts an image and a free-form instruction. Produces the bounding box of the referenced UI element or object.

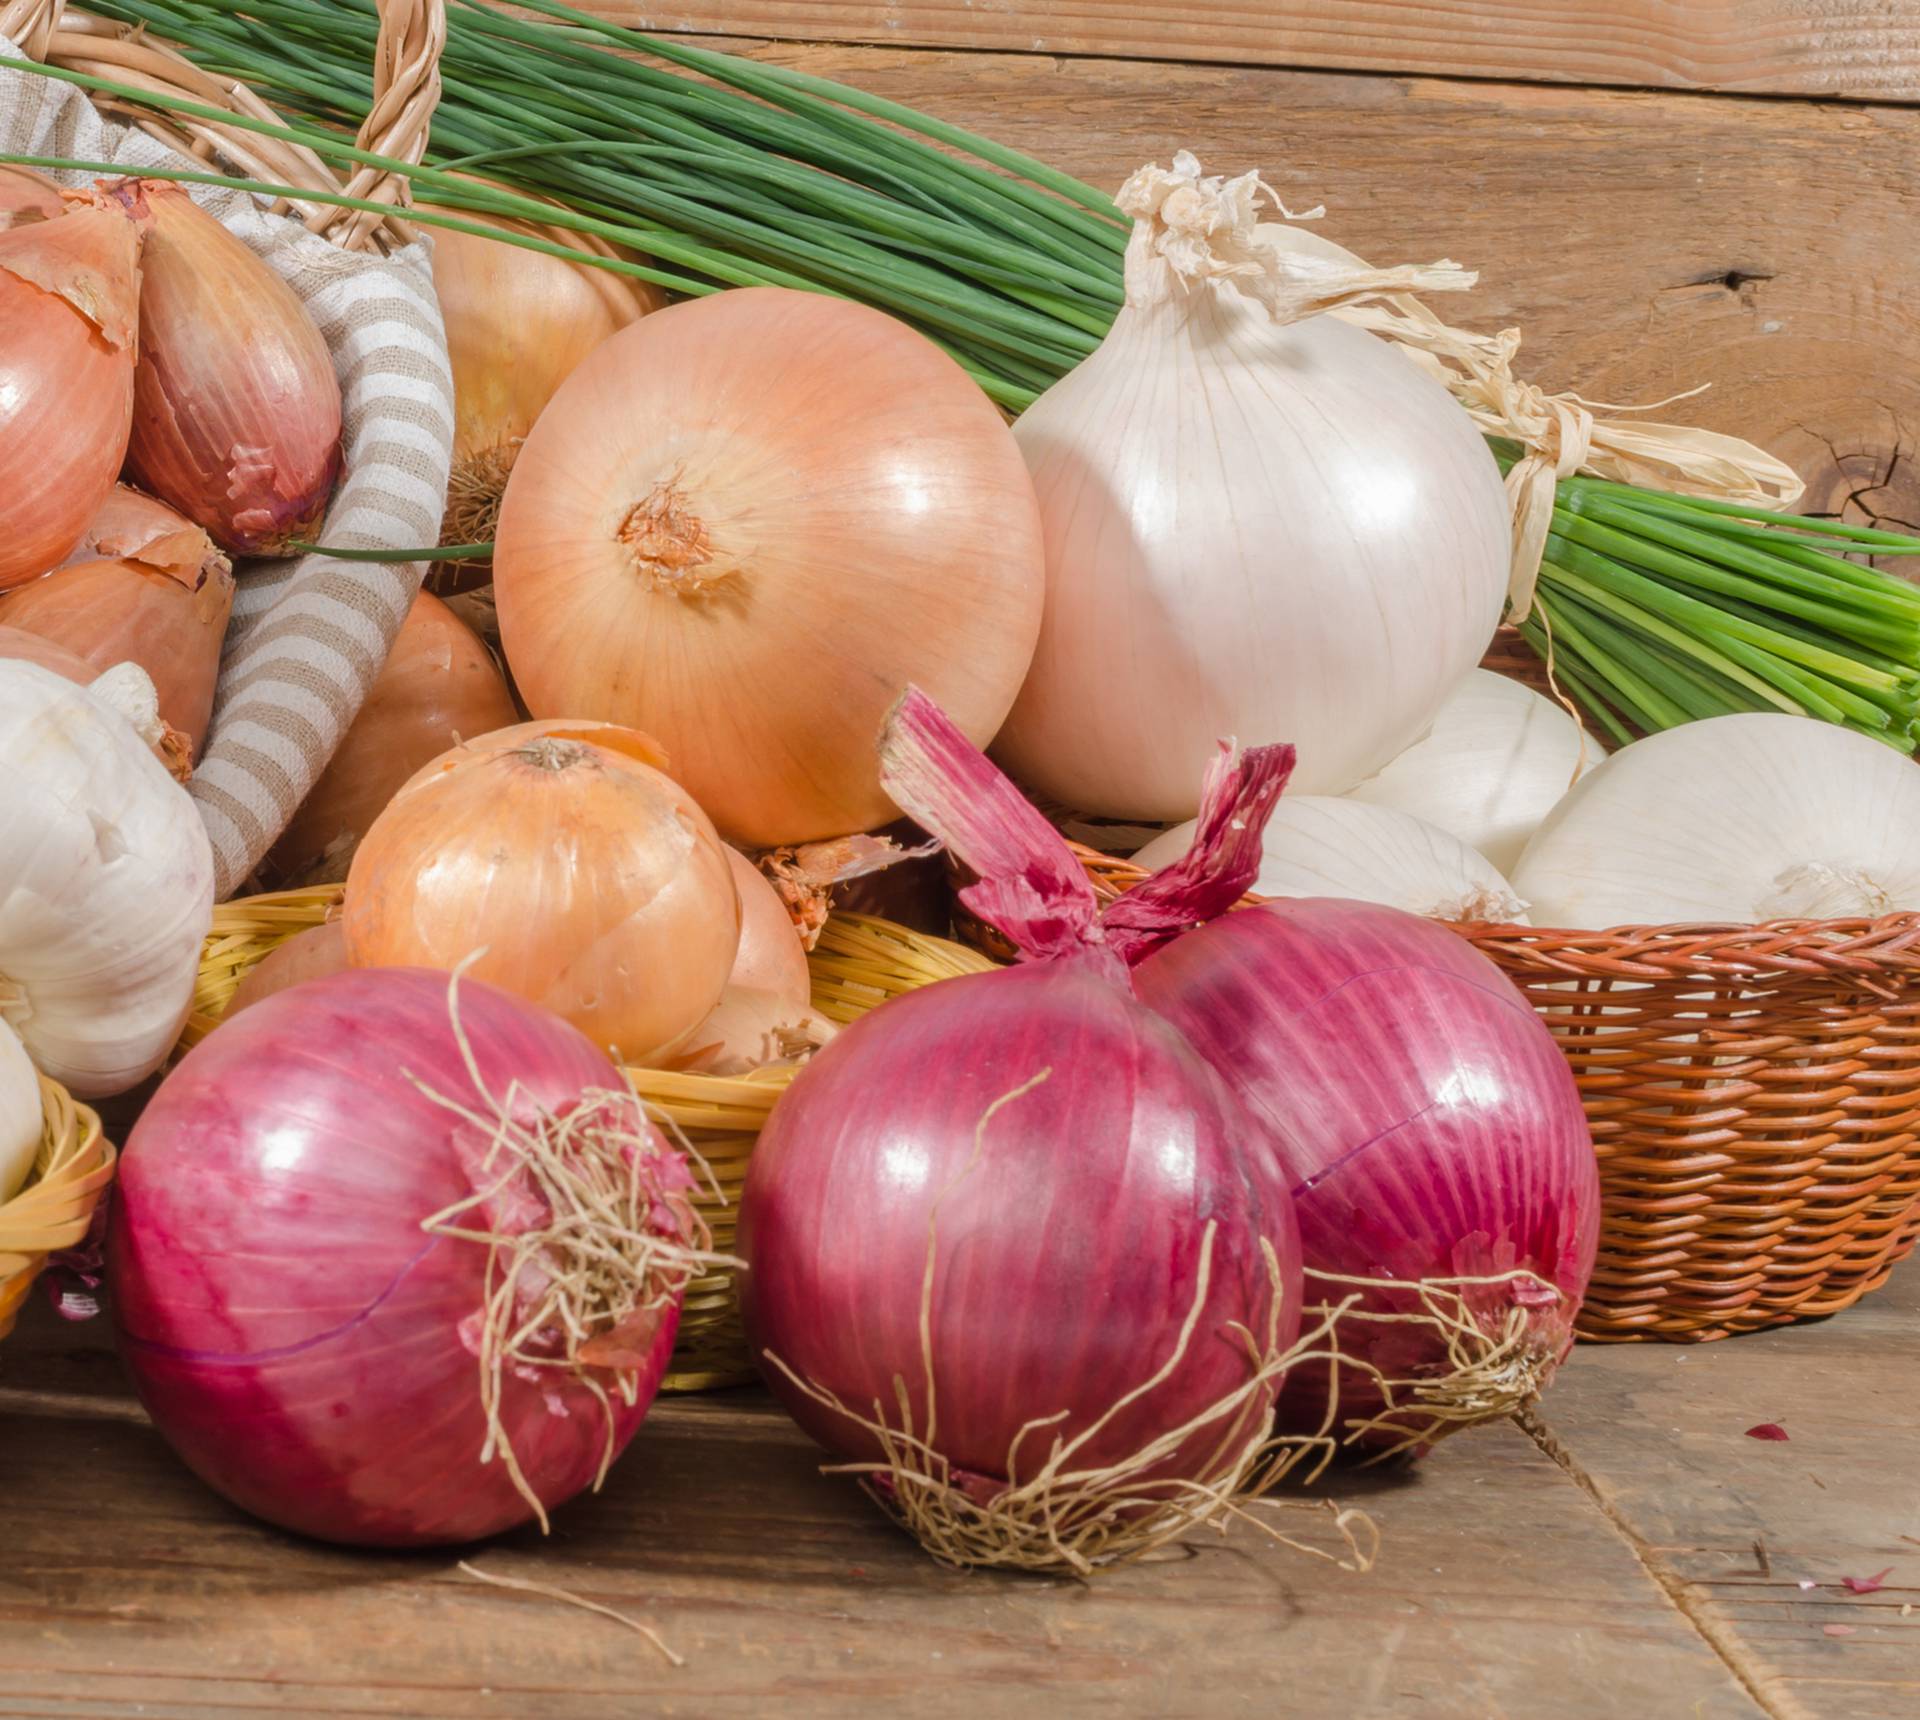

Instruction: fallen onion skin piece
[105,180,342,556]
[0,550,234,756]
[0,197,140,587]
[225,920,349,1019]
[109,967,686,1547]
[1132,900,1598,1451]
[494,287,1045,846]
[739,954,1298,1488]
[265,592,519,883]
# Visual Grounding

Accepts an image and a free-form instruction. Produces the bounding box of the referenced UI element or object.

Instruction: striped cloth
[0,45,454,898]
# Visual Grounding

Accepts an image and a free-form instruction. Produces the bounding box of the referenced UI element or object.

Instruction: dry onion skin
[266,592,519,883]
[344,719,741,1063]
[0,164,68,225]
[0,196,140,588]
[226,921,350,1020]
[721,846,810,1004]
[493,287,1045,846]
[0,550,234,757]
[105,179,342,556]
[429,203,662,548]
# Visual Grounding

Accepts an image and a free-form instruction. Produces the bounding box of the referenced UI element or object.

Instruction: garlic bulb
[996,153,1509,818]
[1345,670,1600,872]
[1133,795,1527,923]
[0,660,215,1097]
[0,1018,41,1203]
[1512,713,1920,929]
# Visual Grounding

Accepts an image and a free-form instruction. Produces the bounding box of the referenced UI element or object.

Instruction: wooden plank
[589,3,1920,103]
[637,38,1920,538]
[1532,1267,1920,1720]
[0,1303,1758,1719]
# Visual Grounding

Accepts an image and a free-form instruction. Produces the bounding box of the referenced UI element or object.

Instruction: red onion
[1133,901,1597,1452]
[109,967,702,1547]
[737,694,1303,1571]
[887,691,1598,1455]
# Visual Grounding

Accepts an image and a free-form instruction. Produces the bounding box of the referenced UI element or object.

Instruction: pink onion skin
[108,967,679,1547]
[738,955,1300,1489]
[1132,899,1598,1442]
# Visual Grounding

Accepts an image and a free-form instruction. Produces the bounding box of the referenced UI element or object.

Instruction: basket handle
[0,0,446,253]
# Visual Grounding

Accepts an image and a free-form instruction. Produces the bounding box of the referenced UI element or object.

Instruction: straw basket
[0,0,455,897]
[1060,836,1920,1344]
[0,1077,110,1345]
[184,886,995,1389]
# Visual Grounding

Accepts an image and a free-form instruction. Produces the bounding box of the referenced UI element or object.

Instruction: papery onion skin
[0,622,96,683]
[106,180,342,556]
[1132,898,1597,1443]
[0,199,140,588]
[494,287,1045,845]
[344,722,740,1063]
[266,593,519,883]
[739,955,1299,1482]
[0,551,234,756]
[0,1018,40,1203]
[429,206,661,548]
[57,482,227,584]
[226,921,349,1019]
[108,967,681,1546]
[664,984,836,1076]
[0,165,67,224]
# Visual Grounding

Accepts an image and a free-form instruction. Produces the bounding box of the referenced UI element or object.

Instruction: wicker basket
[1061,842,1920,1343]
[0,0,455,897]
[184,886,996,1389]
[0,1077,111,1344]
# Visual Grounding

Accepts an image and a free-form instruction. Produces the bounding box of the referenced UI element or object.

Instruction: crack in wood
[1516,1405,1813,1720]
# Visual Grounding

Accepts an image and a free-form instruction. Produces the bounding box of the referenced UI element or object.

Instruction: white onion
[1513,713,1920,929]
[995,153,1509,819]
[1134,795,1527,922]
[1344,670,1600,872]
[0,1018,40,1202]
[0,661,215,1096]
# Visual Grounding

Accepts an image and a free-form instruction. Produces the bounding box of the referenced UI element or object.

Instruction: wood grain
[0,1303,1760,1719]
[1532,1267,1920,1720]
[666,38,1920,536]
[592,2,1920,103]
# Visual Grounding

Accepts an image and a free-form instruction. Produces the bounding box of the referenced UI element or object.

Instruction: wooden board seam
[1517,1405,1810,1720]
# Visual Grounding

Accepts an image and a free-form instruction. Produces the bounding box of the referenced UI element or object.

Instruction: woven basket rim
[0,1073,110,1252]
[1070,842,1920,985]
[2,0,444,252]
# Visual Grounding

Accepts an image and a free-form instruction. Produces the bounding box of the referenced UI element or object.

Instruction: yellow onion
[344,718,741,1062]
[0,516,234,755]
[227,921,349,1020]
[721,846,810,1003]
[59,482,224,574]
[493,287,1044,846]
[266,591,519,883]
[0,197,140,588]
[106,179,341,555]
[428,202,662,549]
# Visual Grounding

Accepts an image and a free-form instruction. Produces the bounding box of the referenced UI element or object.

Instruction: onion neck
[1757,860,1893,921]
[619,478,728,596]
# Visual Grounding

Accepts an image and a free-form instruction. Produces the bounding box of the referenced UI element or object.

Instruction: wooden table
[3,1265,1915,1718]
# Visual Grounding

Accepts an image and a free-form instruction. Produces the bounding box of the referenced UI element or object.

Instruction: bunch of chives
[30,0,1920,752]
